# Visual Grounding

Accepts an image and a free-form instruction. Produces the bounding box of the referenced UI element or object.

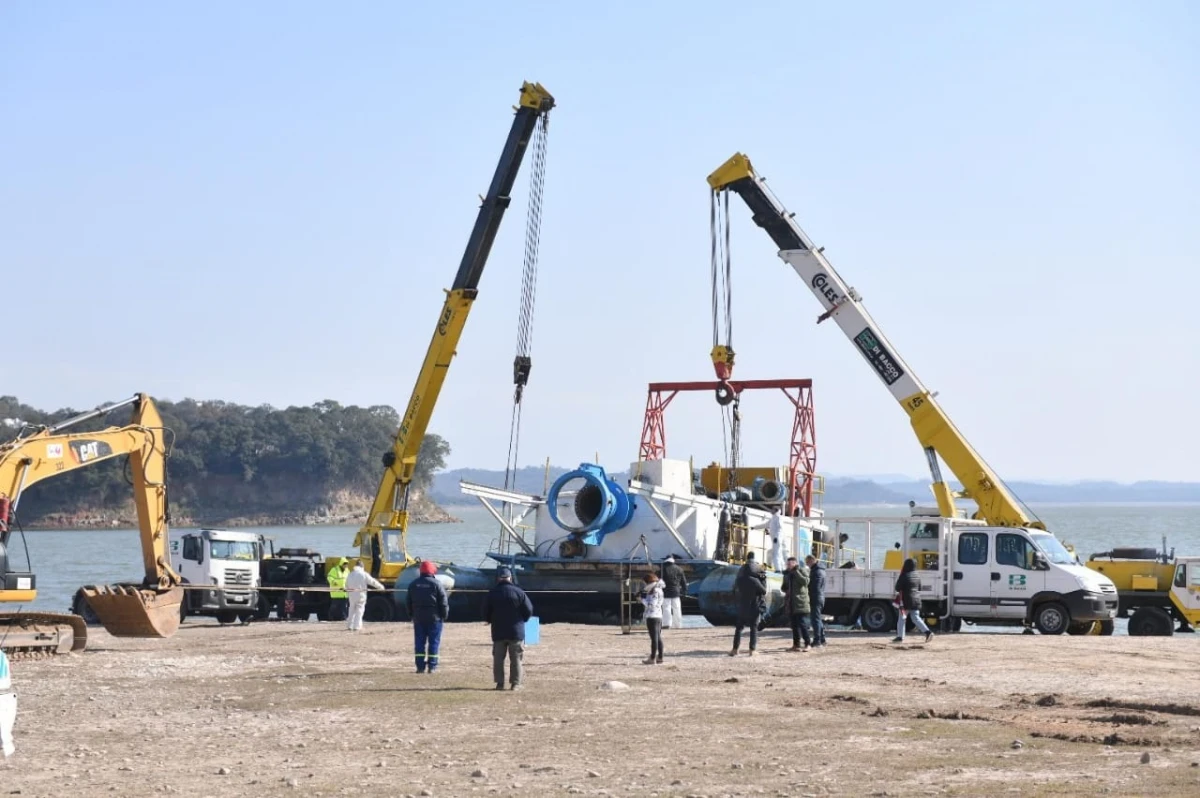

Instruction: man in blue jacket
[482,567,534,691]
[406,560,449,674]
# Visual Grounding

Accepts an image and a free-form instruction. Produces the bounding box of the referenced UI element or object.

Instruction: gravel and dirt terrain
[5,621,1200,796]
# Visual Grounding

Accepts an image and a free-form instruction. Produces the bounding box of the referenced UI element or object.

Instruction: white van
[169,529,262,624]
[820,514,1119,635]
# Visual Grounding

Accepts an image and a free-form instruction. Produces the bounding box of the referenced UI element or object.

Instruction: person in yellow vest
[326,557,349,622]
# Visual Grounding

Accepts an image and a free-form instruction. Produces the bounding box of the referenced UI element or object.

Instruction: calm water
[11,502,1200,615]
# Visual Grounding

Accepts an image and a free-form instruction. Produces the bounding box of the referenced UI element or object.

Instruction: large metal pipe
[547,463,636,545]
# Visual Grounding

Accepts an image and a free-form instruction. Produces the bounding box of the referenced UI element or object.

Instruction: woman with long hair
[640,572,665,664]
[893,557,934,644]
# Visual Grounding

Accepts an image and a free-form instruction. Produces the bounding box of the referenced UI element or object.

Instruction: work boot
[511,683,524,691]
[728,649,738,657]
[747,649,756,657]
[925,631,934,643]
[643,657,656,665]
[495,683,504,691]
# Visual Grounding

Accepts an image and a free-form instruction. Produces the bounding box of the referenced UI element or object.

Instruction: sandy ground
[4,620,1200,797]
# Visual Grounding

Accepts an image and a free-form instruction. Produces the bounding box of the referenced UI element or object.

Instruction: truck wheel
[1098,620,1114,636]
[1128,606,1174,636]
[859,600,895,634]
[216,611,239,625]
[1034,602,1069,635]
[364,596,394,623]
[253,596,272,621]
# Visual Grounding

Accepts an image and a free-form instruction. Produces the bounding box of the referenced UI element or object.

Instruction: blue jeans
[810,603,826,645]
[413,619,443,672]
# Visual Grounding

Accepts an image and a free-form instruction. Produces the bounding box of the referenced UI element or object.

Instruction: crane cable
[710,190,734,366]
[711,189,740,489]
[502,112,550,495]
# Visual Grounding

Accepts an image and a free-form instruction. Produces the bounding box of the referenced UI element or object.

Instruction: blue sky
[2,2,1197,482]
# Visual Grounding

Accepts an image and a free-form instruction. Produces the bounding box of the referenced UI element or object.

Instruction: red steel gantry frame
[638,379,817,516]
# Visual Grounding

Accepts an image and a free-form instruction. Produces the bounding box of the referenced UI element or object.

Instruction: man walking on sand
[482,567,534,691]
[731,552,767,657]
[345,559,384,632]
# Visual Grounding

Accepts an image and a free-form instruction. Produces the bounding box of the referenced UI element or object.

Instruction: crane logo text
[811,273,841,305]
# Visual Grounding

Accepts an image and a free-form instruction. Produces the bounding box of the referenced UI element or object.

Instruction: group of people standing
[730,551,827,655]
[326,557,536,688]
[402,561,536,690]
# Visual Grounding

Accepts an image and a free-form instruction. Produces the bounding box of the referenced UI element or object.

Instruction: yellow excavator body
[1,393,183,654]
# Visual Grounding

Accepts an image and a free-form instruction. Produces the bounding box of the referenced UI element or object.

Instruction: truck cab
[169,529,261,624]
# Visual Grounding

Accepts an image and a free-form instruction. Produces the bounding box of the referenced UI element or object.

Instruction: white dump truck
[169,529,262,624]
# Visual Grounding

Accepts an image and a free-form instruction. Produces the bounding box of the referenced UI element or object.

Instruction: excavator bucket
[80,584,183,638]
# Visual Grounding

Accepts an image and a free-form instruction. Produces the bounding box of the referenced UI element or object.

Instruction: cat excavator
[0,393,184,656]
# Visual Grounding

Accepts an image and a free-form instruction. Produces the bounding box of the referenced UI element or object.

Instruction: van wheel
[1034,602,1069,635]
[859,600,895,634]
[216,611,239,625]
[1098,620,1114,636]
[364,596,394,623]
[1128,606,1174,636]
[1067,621,1098,635]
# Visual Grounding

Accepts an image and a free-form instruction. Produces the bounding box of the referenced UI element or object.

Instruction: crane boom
[708,153,1040,528]
[356,82,555,574]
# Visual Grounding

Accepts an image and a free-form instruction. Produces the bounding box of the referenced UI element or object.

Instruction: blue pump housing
[547,463,636,546]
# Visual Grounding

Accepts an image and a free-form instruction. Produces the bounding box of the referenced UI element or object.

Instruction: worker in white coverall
[345,560,385,631]
[754,507,787,572]
[0,649,15,758]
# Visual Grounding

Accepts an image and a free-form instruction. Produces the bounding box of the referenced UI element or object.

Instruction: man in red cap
[405,560,449,673]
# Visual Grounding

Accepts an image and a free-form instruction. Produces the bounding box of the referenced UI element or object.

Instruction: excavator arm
[355,82,555,579]
[1,393,184,654]
[708,153,1040,528]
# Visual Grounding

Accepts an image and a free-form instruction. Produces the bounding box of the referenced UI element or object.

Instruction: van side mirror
[1034,553,1048,570]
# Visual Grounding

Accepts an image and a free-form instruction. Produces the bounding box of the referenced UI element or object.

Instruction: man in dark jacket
[781,556,812,652]
[731,553,767,656]
[805,554,827,648]
[482,567,534,690]
[661,555,688,630]
[406,561,449,674]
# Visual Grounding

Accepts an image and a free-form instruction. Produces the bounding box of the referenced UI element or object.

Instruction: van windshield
[210,541,259,561]
[1031,533,1075,565]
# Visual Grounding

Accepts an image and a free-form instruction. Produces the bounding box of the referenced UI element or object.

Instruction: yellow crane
[707,153,1038,528]
[1,394,184,655]
[342,82,555,619]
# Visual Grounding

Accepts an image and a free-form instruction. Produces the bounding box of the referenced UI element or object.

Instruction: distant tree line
[0,396,449,522]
